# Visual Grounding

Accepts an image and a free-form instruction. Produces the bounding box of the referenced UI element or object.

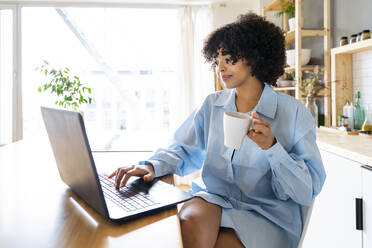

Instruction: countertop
[316,127,372,166]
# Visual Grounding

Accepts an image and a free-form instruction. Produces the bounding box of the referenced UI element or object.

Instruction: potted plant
[275,0,296,31]
[36,60,93,112]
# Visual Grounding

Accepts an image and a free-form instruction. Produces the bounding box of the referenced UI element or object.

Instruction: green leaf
[37,61,94,110]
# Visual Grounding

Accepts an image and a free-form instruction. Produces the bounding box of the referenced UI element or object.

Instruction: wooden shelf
[285,29,326,44]
[273,86,296,91]
[331,38,372,55]
[284,65,323,72]
[331,38,372,126]
[274,85,327,95]
[263,0,285,12]
[262,0,331,126]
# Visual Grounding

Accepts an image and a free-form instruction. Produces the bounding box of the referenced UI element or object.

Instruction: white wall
[353,50,372,108]
[211,0,260,29]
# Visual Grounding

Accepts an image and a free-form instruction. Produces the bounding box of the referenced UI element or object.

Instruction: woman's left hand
[247,111,276,150]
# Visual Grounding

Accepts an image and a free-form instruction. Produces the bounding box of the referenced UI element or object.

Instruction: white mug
[223,111,254,149]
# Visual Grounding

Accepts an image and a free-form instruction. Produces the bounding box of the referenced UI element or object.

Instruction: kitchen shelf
[274,85,327,95]
[331,38,372,126]
[273,86,296,91]
[285,29,326,44]
[263,0,287,12]
[332,38,372,55]
[284,65,322,72]
[263,0,331,126]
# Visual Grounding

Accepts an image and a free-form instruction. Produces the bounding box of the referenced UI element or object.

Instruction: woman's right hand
[108,163,155,189]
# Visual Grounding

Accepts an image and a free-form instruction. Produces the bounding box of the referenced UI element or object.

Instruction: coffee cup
[223,111,253,149]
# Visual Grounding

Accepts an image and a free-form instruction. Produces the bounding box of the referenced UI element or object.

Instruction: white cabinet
[302,149,362,247]
[362,166,372,248]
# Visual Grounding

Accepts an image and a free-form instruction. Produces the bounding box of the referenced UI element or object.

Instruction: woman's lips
[221,75,232,81]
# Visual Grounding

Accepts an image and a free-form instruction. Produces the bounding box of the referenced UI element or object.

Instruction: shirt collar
[213,83,278,119]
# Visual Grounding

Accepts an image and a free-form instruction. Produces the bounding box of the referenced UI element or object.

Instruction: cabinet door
[362,166,372,248]
[302,149,362,248]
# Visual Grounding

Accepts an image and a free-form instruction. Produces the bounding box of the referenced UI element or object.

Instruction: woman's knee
[179,198,206,227]
[179,197,222,248]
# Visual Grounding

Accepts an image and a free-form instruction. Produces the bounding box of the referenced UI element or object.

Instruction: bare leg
[214,227,244,248]
[179,197,222,248]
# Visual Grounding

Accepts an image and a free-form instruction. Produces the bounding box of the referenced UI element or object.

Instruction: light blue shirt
[140,83,326,247]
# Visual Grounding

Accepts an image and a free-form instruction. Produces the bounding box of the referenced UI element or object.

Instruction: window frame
[0,4,22,142]
[5,1,208,143]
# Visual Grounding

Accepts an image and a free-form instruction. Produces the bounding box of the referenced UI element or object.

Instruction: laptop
[41,106,192,223]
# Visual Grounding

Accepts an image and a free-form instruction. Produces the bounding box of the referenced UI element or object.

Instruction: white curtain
[171,5,214,186]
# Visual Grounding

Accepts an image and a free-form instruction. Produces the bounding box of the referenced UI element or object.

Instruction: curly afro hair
[202,12,285,86]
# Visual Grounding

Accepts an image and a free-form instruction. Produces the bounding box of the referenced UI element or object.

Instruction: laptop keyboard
[99,174,160,212]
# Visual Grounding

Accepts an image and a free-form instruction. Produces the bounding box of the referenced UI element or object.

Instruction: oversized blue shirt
[140,84,326,247]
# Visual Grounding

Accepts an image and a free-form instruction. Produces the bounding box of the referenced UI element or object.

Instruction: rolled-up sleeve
[264,128,326,207]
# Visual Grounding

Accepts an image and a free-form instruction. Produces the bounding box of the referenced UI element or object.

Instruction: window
[0,8,14,145]
[22,7,180,151]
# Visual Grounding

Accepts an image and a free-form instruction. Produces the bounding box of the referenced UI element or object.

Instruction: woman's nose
[217,65,225,74]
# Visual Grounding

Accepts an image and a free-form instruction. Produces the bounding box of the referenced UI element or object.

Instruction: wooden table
[0,136,183,248]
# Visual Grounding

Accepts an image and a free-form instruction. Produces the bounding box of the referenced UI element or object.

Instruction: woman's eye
[225,58,234,64]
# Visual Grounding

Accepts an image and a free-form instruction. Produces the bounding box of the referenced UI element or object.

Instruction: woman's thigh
[214,227,244,248]
[179,197,222,248]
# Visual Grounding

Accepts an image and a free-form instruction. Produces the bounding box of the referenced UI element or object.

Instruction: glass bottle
[357,32,362,42]
[354,91,365,130]
[306,96,318,127]
[361,106,372,133]
[347,102,354,130]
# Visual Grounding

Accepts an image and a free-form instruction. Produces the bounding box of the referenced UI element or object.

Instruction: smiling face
[216,52,254,89]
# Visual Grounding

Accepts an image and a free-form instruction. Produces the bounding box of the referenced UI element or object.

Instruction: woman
[109,13,326,248]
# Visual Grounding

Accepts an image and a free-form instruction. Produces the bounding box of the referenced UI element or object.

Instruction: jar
[357,32,362,42]
[350,34,357,44]
[361,29,371,40]
[339,36,348,46]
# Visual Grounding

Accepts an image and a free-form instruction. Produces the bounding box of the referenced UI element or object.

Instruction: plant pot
[286,49,311,66]
[288,17,304,31]
[288,18,295,31]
